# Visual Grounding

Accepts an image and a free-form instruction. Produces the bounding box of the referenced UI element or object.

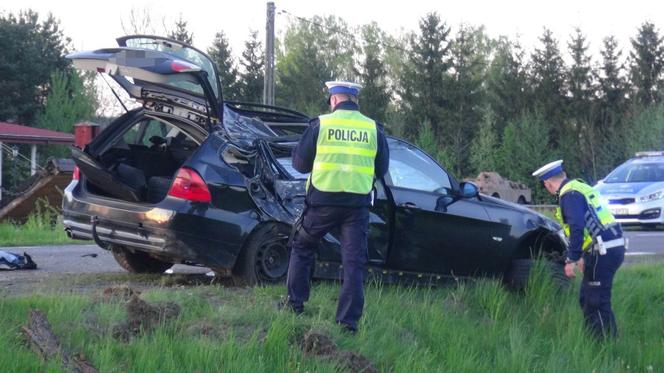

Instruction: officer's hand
[564,262,577,279]
[577,258,585,273]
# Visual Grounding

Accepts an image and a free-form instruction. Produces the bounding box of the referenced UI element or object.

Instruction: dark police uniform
[286,100,389,332]
[558,178,626,338]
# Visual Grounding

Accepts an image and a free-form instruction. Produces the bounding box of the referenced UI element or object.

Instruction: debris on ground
[21,309,98,373]
[301,331,377,373]
[112,295,180,341]
[0,250,37,270]
[96,285,141,303]
[80,253,98,258]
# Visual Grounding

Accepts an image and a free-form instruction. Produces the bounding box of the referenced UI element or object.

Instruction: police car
[595,152,664,227]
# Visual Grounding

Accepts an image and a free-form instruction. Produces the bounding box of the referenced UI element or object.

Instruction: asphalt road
[1,231,662,290]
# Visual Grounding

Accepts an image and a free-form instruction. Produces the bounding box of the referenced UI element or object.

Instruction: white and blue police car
[595,151,664,227]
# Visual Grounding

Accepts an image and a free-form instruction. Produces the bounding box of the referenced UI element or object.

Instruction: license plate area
[611,208,628,215]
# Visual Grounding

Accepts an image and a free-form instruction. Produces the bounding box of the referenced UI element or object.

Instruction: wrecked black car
[63,35,568,288]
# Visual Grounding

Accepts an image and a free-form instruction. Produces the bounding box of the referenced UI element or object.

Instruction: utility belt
[590,236,627,255]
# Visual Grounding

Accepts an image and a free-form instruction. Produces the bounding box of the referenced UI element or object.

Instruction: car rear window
[604,162,664,183]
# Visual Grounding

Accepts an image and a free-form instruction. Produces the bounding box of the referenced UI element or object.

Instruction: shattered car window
[387,139,451,193]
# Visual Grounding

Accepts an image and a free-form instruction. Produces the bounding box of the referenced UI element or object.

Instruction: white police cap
[532,160,564,181]
[325,81,363,96]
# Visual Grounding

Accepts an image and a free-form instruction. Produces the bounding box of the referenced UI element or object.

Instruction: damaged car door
[384,138,501,276]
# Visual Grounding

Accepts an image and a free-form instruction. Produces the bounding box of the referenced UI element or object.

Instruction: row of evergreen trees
[199,13,664,202]
[269,13,664,202]
[4,10,664,202]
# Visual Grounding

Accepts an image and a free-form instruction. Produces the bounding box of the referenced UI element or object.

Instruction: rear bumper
[63,180,257,269]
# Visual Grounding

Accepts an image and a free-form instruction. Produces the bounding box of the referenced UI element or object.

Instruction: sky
[3,0,664,60]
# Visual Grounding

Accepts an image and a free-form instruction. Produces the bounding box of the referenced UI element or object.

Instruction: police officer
[533,160,626,339]
[283,81,389,333]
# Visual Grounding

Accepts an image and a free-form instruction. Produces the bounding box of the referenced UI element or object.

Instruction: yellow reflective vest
[309,110,378,195]
[555,179,617,251]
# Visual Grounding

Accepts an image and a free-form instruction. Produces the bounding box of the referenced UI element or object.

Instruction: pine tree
[470,106,499,174]
[275,16,356,116]
[400,12,451,139]
[629,22,664,106]
[498,111,556,203]
[485,37,529,136]
[564,28,596,178]
[596,36,628,175]
[208,31,240,100]
[0,11,70,124]
[238,30,264,103]
[358,23,391,123]
[567,28,594,123]
[169,14,193,44]
[446,25,489,176]
[529,28,567,146]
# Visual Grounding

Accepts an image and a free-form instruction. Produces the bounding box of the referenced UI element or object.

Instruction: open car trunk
[73,113,204,204]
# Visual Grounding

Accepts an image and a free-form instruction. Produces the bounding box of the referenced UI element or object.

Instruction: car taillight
[72,166,80,181]
[167,167,211,203]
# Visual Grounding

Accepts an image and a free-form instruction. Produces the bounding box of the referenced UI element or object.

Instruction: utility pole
[263,1,275,106]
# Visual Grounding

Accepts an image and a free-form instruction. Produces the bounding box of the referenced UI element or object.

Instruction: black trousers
[580,246,625,339]
[286,205,369,330]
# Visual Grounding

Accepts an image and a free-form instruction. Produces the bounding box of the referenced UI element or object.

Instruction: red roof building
[0,122,74,145]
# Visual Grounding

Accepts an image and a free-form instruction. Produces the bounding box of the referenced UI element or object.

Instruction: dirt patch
[301,331,377,373]
[112,295,180,341]
[96,285,141,303]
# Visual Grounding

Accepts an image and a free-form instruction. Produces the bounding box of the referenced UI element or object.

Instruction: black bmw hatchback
[64,35,567,288]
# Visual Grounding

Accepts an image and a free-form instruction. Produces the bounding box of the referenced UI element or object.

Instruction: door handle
[400,202,418,209]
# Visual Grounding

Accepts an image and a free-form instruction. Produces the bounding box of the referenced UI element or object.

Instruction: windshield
[604,162,664,183]
[122,37,219,100]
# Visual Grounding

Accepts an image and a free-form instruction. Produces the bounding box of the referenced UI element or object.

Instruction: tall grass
[0,200,88,246]
[1,263,662,372]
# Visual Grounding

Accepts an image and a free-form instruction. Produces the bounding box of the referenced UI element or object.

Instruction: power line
[0,143,46,172]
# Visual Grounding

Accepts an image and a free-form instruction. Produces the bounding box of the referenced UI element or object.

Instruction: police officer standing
[533,160,626,339]
[283,81,389,333]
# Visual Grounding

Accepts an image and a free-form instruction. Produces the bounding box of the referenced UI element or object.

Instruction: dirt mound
[301,331,377,373]
[97,285,141,303]
[112,295,180,341]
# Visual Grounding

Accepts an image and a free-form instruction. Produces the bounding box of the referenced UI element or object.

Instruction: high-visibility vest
[309,109,378,194]
[555,179,618,251]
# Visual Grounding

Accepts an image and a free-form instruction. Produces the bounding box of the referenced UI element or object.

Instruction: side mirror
[459,181,479,199]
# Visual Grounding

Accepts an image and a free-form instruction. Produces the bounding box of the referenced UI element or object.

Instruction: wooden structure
[0,158,74,223]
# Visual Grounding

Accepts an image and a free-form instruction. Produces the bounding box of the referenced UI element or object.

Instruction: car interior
[84,117,201,203]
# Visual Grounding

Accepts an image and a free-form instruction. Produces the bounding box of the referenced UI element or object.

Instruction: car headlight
[638,190,664,203]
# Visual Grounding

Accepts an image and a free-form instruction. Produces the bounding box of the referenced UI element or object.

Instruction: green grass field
[0,213,89,247]
[1,262,663,372]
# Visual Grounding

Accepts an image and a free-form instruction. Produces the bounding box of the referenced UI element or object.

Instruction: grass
[1,262,663,372]
[0,208,90,247]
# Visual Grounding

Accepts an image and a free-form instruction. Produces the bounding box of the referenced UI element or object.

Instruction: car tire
[232,223,290,286]
[517,196,527,204]
[110,244,172,274]
[503,258,569,291]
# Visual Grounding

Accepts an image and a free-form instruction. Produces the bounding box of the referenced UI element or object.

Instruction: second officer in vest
[533,160,625,339]
[284,81,389,333]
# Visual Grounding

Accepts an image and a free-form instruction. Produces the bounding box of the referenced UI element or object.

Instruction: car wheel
[492,193,501,199]
[517,196,527,204]
[233,223,290,286]
[110,244,172,274]
[503,258,569,291]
